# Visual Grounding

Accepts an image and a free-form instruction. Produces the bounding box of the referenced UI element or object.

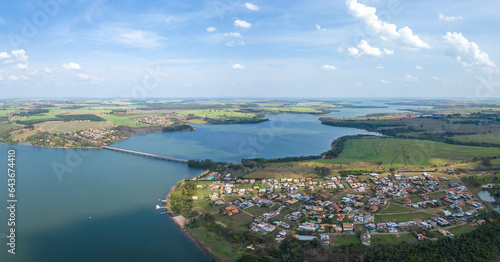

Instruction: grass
[448,225,477,236]
[179,109,258,119]
[371,234,417,245]
[189,226,244,261]
[331,235,361,246]
[34,121,114,133]
[375,212,435,222]
[313,138,500,168]
[0,124,20,132]
[380,203,417,214]
[243,170,318,179]
[451,134,500,145]
[11,128,39,141]
[100,113,151,127]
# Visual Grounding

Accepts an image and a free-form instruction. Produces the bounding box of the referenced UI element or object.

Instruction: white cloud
[234,19,252,29]
[439,14,463,22]
[11,49,28,62]
[45,68,52,74]
[415,65,423,70]
[379,79,391,84]
[225,40,245,47]
[321,65,337,71]
[0,52,11,60]
[432,76,440,80]
[406,74,418,82]
[224,32,242,37]
[14,63,28,70]
[347,47,360,58]
[0,69,3,81]
[383,49,394,55]
[443,32,495,67]
[77,73,103,81]
[346,0,430,49]
[348,40,392,58]
[183,83,192,87]
[335,47,343,53]
[119,30,162,48]
[62,62,82,70]
[232,63,245,70]
[206,26,217,32]
[77,73,89,80]
[375,63,384,70]
[354,82,363,87]
[243,3,259,11]
[315,24,326,31]
[8,75,19,81]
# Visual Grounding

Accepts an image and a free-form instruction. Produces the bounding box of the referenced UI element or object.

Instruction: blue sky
[1,0,500,99]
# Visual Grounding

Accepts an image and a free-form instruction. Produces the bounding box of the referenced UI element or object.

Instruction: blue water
[0,102,428,261]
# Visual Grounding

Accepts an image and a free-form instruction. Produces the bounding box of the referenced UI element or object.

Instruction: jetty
[102,146,188,163]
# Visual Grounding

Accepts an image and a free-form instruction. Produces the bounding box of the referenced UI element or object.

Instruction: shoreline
[164,168,217,261]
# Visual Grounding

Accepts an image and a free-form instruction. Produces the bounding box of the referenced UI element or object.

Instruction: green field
[99,114,150,127]
[0,124,19,132]
[331,235,361,246]
[34,121,114,133]
[380,203,417,214]
[375,212,434,222]
[452,134,500,145]
[313,138,500,168]
[189,227,244,261]
[371,234,417,245]
[448,225,477,236]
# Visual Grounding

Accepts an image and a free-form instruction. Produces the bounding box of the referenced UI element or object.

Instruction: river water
[0,102,427,261]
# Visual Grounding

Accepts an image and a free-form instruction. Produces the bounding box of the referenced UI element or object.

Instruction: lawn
[375,212,435,222]
[313,138,500,168]
[448,225,477,236]
[371,234,417,245]
[380,203,417,214]
[331,235,361,246]
[451,134,500,146]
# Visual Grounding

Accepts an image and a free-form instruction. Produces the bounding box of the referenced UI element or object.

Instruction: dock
[102,146,188,163]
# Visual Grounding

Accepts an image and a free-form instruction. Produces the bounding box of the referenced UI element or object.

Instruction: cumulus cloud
[443,32,495,68]
[0,52,11,60]
[14,63,28,70]
[335,47,343,53]
[348,40,392,58]
[432,76,440,80]
[232,63,245,70]
[11,49,28,62]
[224,32,242,37]
[321,65,337,71]
[415,65,423,70]
[406,74,418,82]
[206,26,217,32]
[346,0,430,49]
[244,3,259,11]
[62,62,82,70]
[234,19,251,28]
[375,63,384,70]
[379,79,391,84]
[45,68,52,74]
[439,14,463,22]
[0,69,3,81]
[8,75,19,81]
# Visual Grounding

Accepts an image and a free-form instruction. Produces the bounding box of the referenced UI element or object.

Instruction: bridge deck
[102,146,188,163]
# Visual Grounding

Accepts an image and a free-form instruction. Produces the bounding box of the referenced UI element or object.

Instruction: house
[361,234,371,246]
[320,234,330,245]
[369,205,379,212]
[343,223,354,232]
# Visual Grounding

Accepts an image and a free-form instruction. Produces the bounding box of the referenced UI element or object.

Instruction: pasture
[34,121,114,134]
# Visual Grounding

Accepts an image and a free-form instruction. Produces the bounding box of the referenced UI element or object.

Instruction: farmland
[313,138,500,168]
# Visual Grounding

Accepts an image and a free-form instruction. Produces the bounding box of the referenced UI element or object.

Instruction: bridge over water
[102,146,188,163]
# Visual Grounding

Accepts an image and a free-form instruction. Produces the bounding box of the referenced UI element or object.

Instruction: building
[361,234,371,246]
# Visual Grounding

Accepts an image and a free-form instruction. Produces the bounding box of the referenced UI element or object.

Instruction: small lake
[478,190,496,202]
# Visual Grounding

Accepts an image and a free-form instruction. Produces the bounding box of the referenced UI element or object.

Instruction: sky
[1,0,500,99]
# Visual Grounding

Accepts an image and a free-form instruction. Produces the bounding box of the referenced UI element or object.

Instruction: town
[175,170,487,248]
